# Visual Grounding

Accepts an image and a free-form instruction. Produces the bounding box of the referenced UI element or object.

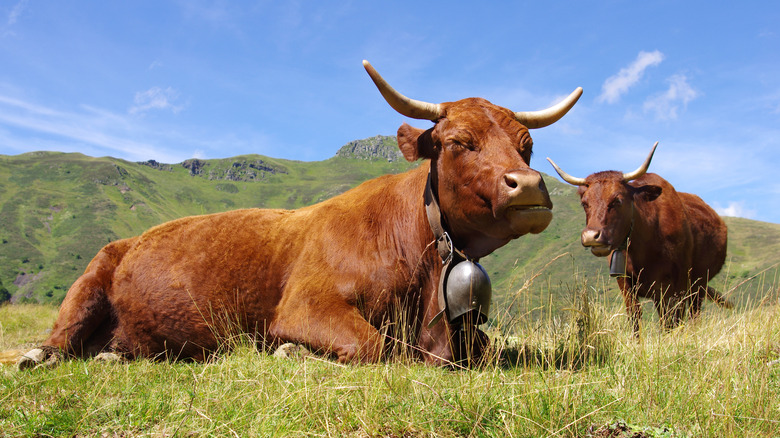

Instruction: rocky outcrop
[182,159,207,176]
[138,160,173,171]
[181,158,287,181]
[336,135,402,162]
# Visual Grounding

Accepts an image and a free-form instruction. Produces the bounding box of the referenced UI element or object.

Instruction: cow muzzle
[500,169,553,235]
[581,229,611,256]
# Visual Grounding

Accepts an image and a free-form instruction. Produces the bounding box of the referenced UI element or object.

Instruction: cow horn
[363,60,444,121]
[622,142,659,182]
[514,87,583,129]
[546,157,587,186]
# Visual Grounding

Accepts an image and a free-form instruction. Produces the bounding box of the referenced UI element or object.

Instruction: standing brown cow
[547,143,732,334]
[19,61,582,368]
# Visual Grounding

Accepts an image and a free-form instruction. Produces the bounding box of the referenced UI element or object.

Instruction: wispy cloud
[129,87,184,115]
[0,91,277,163]
[7,0,28,26]
[0,93,180,162]
[643,74,698,120]
[714,201,757,219]
[598,50,665,104]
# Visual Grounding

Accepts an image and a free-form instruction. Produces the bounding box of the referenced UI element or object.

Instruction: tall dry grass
[0,264,778,437]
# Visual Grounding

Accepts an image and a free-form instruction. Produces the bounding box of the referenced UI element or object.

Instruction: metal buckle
[439,231,454,265]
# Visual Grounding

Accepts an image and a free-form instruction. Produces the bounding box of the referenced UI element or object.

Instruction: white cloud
[598,50,665,104]
[643,74,698,120]
[129,87,184,115]
[0,92,181,162]
[714,201,757,219]
[7,0,28,26]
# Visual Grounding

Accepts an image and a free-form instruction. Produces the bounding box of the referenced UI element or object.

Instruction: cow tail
[705,286,734,309]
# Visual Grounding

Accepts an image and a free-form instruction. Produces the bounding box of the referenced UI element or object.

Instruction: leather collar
[424,168,469,327]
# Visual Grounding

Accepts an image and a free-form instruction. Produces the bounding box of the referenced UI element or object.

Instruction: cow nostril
[504,175,519,189]
[582,229,601,245]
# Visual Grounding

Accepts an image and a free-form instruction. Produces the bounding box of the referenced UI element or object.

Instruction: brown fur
[576,172,730,334]
[40,97,555,365]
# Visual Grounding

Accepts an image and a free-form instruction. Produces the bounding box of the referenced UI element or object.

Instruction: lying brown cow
[547,143,732,334]
[19,61,581,368]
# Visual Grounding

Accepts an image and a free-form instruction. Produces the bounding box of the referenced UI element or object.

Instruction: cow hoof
[17,347,62,371]
[273,343,311,360]
[94,352,126,363]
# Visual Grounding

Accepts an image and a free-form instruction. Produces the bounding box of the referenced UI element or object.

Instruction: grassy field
[1,270,778,437]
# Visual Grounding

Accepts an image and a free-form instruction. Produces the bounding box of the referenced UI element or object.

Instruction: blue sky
[0,1,778,224]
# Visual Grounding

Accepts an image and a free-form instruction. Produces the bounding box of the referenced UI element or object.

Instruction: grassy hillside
[0,137,777,316]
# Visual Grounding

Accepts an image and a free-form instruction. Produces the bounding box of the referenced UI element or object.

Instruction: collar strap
[424,168,469,327]
[424,169,468,263]
[617,202,635,251]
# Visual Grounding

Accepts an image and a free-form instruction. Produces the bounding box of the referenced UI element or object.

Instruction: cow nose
[502,169,551,208]
[581,229,601,246]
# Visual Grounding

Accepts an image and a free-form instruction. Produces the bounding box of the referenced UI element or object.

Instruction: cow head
[363,60,582,259]
[547,142,662,256]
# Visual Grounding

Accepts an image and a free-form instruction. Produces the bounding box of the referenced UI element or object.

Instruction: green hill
[1,136,777,314]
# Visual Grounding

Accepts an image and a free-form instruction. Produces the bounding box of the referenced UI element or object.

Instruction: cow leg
[655,298,684,330]
[618,279,642,336]
[689,287,705,320]
[269,296,384,364]
[705,286,734,309]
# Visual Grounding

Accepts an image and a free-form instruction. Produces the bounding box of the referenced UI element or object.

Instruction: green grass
[1,270,778,437]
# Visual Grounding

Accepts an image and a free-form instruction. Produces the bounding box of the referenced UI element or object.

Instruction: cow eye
[609,199,622,209]
[450,139,474,151]
[580,201,589,210]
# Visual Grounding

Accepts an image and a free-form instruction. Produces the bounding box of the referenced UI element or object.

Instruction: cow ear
[397,123,435,162]
[634,184,662,202]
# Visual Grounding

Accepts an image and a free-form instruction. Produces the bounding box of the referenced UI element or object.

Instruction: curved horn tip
[514,86,584,129]
[650,141,659,152]
[546,157,587,186]
[622,141,660,182]
[361,60,443,121]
